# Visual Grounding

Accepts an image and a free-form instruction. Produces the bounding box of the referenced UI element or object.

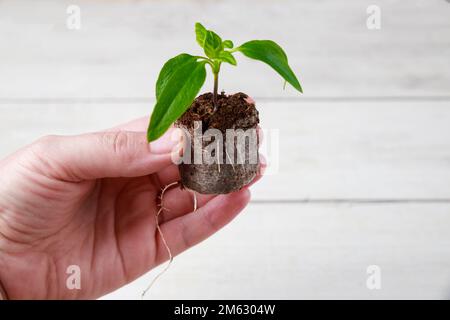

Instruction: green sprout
[147,22,302,141]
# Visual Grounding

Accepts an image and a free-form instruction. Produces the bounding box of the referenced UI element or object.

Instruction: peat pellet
[176,92,260,194]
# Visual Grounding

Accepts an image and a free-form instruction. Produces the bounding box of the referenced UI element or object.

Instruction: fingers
[148,127,183,155]
[156,151,265,223]
[156,188,251,263]
[108,116,182,155]
[155,163,181,186]
[107,117,184,155]
[244,96,255,105]
[159,187,215,222]
[30,130,179,181]
[245,153,266,189]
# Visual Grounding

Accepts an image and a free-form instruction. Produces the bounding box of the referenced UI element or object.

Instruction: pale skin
[0,110,262,299]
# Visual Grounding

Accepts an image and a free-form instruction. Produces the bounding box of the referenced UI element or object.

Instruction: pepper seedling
[147,22,302,142]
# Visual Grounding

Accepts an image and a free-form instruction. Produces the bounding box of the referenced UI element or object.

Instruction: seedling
[146,22,302,142]
[141,23,303,298]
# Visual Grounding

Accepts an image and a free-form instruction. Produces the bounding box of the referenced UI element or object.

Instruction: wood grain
[0,0,449,99]
[0,0,449,300]
[103,203,450,299]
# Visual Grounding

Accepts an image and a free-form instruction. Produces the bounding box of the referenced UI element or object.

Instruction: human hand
[0,116,260,299]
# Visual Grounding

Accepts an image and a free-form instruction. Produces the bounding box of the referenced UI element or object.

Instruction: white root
[225,148,235,171]
[141,181,178,299]
[141,181,199,299]
[217,150,221,173]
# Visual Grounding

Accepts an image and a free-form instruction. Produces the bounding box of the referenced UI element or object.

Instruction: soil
[175,92,260,194]
[178,92,259,132]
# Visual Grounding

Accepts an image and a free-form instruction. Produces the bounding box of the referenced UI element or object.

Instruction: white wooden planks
[0,0,449,99]
[102,203,450,300]
[1,0,449,300]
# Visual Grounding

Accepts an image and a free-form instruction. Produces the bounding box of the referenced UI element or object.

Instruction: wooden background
[1,0,450,299]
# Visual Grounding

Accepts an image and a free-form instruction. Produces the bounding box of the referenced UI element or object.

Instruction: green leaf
[236,40,302,93]
[195,22,207,48]
[147,60,207,141]
[155,53,197,100]
[203,30,223,59]
[217,51,237,66]
[223,40,234,48]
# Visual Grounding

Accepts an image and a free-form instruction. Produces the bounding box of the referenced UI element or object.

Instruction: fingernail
[150,128,183,154]
[245,96,255,105]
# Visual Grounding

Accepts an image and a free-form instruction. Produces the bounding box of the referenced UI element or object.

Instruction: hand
[0,117,259,299]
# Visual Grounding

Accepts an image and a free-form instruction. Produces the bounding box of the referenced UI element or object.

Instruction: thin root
[141,181,179,299]
[225,148,236,172]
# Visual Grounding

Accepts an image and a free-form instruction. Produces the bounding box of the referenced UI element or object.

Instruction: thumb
[30,131,180,181]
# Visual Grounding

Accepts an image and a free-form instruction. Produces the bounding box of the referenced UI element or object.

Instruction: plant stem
[213,71,219,111]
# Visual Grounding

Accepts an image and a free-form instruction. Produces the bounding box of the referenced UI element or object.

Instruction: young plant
[147,22,302,142]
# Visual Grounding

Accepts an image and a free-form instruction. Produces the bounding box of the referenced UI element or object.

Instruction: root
[217,152,221,173]
[141,181,199,299]
[141,181,178,299]
[225,148,235,172]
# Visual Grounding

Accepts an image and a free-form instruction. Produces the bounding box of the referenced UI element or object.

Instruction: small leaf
[236,40,302,93]
[223,40,234,48]
[195,22,207,48]
[147,60,207,141]
[217,51,237,66]
[203,30,223,59]
[155,53,197,100]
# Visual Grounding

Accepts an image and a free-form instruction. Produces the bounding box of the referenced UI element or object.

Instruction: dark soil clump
[177,92,259,132]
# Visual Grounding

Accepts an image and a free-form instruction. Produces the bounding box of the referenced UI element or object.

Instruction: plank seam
[1,96,450,105]
[251,199,450,204]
